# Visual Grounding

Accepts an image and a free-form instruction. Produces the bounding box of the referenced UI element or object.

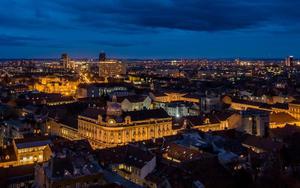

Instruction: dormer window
[204,118,210,124]
[125,116,131,124]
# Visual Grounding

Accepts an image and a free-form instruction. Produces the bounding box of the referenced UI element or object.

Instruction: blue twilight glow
[0,0,299,58]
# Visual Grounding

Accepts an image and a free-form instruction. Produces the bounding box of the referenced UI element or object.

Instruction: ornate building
[78,105,174,149]
[288,102,300,120]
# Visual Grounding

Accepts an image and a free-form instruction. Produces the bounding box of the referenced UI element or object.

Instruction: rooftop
[162,142,214,163]
[95,145,155,169]
[14,136,51,149]
[47,139,101,179]
[270,112,298,124]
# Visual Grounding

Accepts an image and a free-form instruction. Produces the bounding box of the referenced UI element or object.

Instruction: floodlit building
[285,56,294,67]
[0,137,52,168]
[110,95,152,112]
[99,60,126,78]
[33,76,78,96]
[78,107,173,149]
[150,92,200,103]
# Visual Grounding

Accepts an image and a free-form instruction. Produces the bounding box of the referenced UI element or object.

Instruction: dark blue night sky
[0,0,299,59]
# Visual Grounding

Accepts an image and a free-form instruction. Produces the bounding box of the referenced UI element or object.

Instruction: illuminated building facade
[111,95,152,112]
[99,60,126,78]
[285,56,294,67]
[47,118,81,141]
[0,137,52,168]
[180,111,241,132]
[230,98,287,113]
[288,102,300,120]
[168,101,199,117]
[78,108,173,149]
[150,92,200,103]
[33,76,78,96]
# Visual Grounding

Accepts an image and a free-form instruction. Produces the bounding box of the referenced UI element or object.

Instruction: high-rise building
[285,56,294,67]
[60,53,70,68]
[99,60,126,78]
[99,52,106,61]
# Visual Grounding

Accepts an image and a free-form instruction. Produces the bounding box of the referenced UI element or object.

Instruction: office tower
[99,52,106,61]
[60,53,70,68]
[285,56,294,67]
[99,60,126,78]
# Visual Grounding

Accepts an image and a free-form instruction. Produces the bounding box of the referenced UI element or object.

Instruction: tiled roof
[95,145,155,168]
[116,95,148,103]
[242,135,283,152]
[0,164,35,186]
[183,114,220,126]
[270,125,300,139]
[270,112,298,124]
[14,137,52,149]
[162,142,213,162]
[124,108,170,121]
[79,107,106,120]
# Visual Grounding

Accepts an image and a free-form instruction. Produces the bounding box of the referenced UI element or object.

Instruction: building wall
[34,76,78,96]
[78,116,173,149]
[221,114,242,129]
[231,101,287,114]
[47,119,81,141]
[113,156,156,187]
[140,156,156,179]
[99,61,126,78]
[35,164,105,188]
[78,85,128,98]
[0,143,52,168]
[193,123,221,132]
[240,114,269,137]
[201,97,221,113]
[121,97,152,112]
[151,92,199,103]
[289,104,300,120]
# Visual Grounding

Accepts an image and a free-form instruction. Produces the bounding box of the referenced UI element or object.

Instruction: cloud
[0,34,66,49]
[42,0,300,32]
[1,0,299,33]
[0,34,44,46]
[0,0,300,58]
[90,39,150,47]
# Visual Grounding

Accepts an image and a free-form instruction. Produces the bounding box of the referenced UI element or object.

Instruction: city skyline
[0,0,300,59]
